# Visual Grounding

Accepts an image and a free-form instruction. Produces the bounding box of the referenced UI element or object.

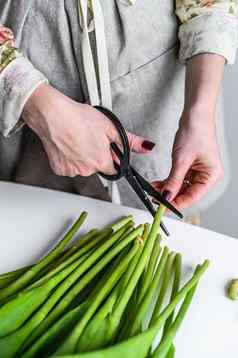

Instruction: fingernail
[162,190,173,201]
[142,140,156,151]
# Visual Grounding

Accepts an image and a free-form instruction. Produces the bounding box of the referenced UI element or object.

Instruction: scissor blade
[131,169,183,219]
[125,169,170,236]
[159,220,170,237]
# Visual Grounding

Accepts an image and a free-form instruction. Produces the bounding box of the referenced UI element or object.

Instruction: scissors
[95,106,183,236]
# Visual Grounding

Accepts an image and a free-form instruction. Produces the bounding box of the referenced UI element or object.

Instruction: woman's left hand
[152,110,224,210]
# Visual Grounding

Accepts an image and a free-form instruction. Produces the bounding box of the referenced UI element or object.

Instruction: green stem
[115,241,145,343]
[149,252,176,326]
[151,284,197,358]
[58,229,99,262]
[163,253,182,336]
[0,212,87,301]
[138,236,161,304]
[29,228,112,290]
[0,267,30,289]
[44,261,208,358]
[54,244,140,355]
[22,250,130,357]
[76,242,145,353]
[127,247,170,337]
[22,225,143,350]
[165,345,175,358]
[0,229,97,290]
[111,216,133,232]
[48,262,208,358]
[151,261,209,336]
[21,303,89,358]
[107,207,166,343]
[0,245,89,338]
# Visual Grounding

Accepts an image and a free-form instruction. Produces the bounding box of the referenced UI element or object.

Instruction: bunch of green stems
[0,208,209,358]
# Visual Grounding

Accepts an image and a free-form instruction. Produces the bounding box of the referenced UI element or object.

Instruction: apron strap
[78,0,112,109]
[77,0,100,105]
[78,0,130,203]
[91,0,112,109]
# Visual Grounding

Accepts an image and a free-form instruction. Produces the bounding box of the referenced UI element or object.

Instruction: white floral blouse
[0,0,237,137]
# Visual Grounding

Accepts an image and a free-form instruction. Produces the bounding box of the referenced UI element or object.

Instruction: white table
[0,182,238,357]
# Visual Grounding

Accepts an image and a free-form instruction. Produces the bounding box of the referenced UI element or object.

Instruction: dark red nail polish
[162,190,173,201]
[142,140,156,151]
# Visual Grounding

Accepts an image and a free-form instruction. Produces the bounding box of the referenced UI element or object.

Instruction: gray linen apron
[0,0,229,210]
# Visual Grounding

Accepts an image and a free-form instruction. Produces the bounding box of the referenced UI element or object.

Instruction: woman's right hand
[22,84,155,177]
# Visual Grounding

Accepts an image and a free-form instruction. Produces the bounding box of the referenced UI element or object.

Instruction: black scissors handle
[94,105,183,235]
[95,106,129,181]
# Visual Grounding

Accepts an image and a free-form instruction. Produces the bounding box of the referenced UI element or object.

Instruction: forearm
[176,0,237,128]
[183,54,225,124]
[153,55,226,209]
[0,24,48,137]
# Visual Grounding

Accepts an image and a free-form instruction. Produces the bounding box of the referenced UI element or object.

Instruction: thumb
[127,132,156,154]
[163,158,192,200]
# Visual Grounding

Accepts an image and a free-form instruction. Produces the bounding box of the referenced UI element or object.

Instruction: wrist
[180,106,216,131]
[22,83,51,123]
[183,97,216,116]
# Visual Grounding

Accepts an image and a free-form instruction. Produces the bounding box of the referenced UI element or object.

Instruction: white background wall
[201,65,238,238]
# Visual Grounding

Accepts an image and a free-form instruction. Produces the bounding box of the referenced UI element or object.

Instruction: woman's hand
[153,109,224,210]
[22,84,155,177]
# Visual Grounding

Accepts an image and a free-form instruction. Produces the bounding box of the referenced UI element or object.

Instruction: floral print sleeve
[176,0,238,64]
[0,25,21,72]
[0,25,48,137]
